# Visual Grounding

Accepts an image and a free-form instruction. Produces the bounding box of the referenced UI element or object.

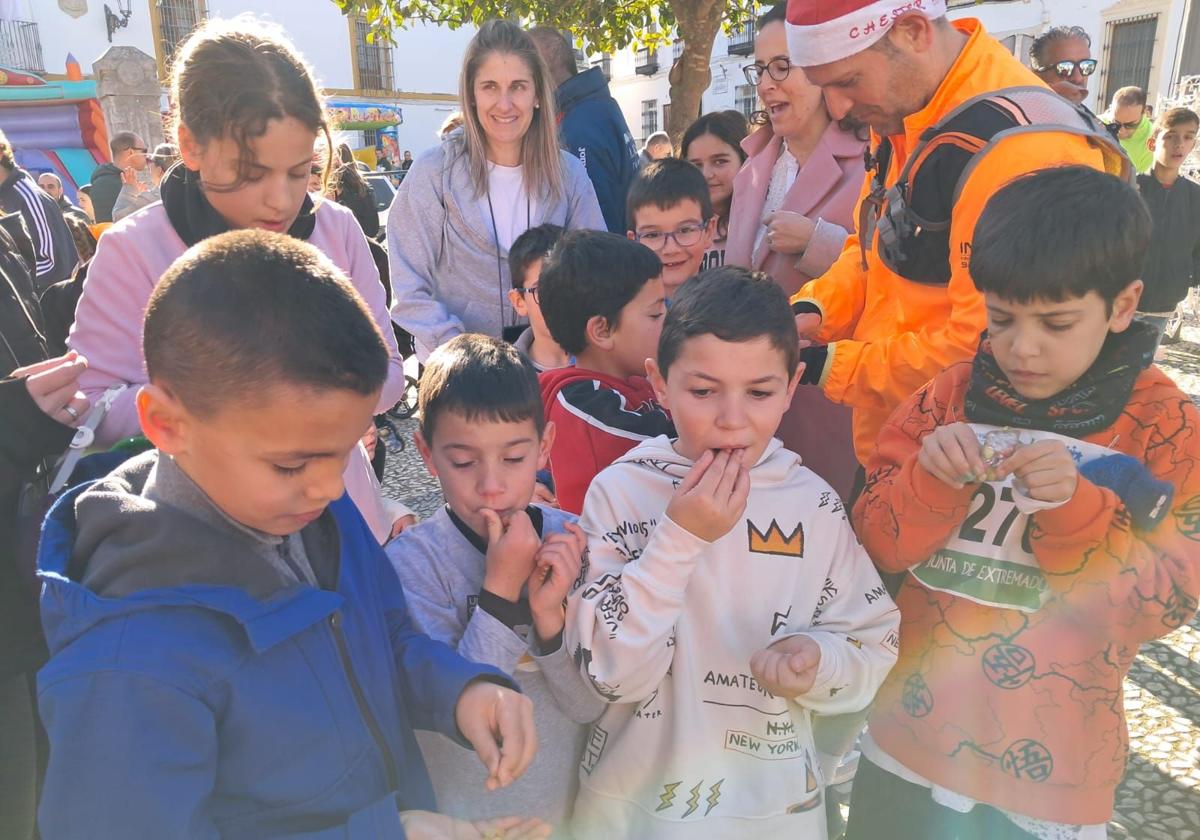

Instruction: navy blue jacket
[556,67,639,233]
[37,459,513,839]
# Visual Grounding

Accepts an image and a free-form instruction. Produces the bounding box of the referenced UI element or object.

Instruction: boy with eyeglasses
[626,158,716,299]
[507,224,571,373]
[537,230,676,514]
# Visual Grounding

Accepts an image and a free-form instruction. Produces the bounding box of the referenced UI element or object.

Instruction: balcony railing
[0,20,44,74]
[727,22,755,56]
[593,55,612,80]
[635,46,659,76]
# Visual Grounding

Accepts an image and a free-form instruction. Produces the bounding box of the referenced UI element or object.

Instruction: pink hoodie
[69,199,405,443]
[68,199,409,543]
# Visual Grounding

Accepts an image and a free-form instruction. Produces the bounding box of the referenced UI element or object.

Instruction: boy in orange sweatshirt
[850,166,1200,840]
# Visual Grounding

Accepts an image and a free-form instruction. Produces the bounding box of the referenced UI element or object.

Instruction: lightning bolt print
[656,781,680,812]
[705,779,724,815]
[682,781,703,818]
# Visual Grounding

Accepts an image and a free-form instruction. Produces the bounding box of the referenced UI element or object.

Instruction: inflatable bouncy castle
[0,54,109,202]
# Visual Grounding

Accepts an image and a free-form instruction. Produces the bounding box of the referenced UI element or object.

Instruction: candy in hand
[978,428,1026,482]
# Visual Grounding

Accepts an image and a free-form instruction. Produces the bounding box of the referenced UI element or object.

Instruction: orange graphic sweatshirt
[853,360,1200,825]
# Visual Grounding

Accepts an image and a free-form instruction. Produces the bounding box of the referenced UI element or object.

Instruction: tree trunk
[666,0,727,147]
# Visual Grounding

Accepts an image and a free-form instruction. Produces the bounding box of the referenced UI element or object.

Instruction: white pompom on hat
[786,0,948,66]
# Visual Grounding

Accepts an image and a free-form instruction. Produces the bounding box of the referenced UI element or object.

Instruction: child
[567,267,900,839]
[507,224,571,372]
[537,230,675,514]
[36,231,545,839]
[849,166,1200,840]
[65,17,412,543]
[627,158,717,299]
[1136,107,1200,348]
[682,111,749,272]
[387,334,604,832]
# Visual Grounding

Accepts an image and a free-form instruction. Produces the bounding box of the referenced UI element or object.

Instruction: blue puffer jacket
[36,452,513,839]
[556,67,640,234]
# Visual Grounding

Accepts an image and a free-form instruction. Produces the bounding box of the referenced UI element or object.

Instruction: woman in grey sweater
[387,20,605,360]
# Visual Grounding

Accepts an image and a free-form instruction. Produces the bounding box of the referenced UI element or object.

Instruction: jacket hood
[555,67,610,113]
[37,451,343,657]
[614,435,799,487]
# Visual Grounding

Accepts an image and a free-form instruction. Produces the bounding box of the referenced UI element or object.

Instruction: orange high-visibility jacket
[792,19,1108,465]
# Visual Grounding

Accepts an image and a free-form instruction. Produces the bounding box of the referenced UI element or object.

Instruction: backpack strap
[865,85,1133,285]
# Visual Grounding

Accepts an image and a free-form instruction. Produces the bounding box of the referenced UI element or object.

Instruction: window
[735,83,757,121]
[663,102,672,134]
[1103,15,1158,103]
[151,0,205,78]
[728,21,755,56]
[673,39,684,61]
[642,99,658,141]
[361,128,379,148]
[352,17,395,92]
[0,19,43,73]
[998,33,1034,67]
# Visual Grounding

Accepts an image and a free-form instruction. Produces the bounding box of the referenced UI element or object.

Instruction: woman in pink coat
[725,3,866,500]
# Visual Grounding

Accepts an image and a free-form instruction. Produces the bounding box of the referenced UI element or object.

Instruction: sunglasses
[1049,59,1097,78]
[743,57,792,86]
[1112,118,1143,131]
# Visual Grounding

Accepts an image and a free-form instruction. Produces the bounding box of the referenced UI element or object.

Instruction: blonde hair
[170,16,333,193]
[458,19,564,201]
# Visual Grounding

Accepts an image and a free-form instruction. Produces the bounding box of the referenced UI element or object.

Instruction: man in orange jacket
[784,0,1116,476]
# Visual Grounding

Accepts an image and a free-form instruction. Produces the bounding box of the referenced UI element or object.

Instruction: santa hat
[786,0,948,66]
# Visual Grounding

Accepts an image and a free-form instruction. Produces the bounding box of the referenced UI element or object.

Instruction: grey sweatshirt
[386,130,605,360]
[385,504,605,833]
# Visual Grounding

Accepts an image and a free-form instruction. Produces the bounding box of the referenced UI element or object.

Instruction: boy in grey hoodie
[386,334,604,833]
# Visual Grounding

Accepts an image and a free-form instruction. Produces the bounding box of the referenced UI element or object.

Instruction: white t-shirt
[480,162,537,251]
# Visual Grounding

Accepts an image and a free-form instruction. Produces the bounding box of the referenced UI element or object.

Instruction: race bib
[909,425,1113,612]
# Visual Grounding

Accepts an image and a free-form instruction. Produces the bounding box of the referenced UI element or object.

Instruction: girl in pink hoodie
[68,18,412,541]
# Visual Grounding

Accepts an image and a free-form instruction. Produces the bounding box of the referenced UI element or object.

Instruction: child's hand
[666,449,750,542]
[918,422,987,489]
[399,811,551,840]
[362,424,379,461]
[749,635,822,699]
[389,513,418,540]
[532,481,558,508]
[455,680,537,791]
[1001,439,1078,504]
[527,522,586,642]
[482,509,541,602]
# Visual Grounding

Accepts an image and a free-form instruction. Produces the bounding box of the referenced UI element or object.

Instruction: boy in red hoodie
[538,230,675,513]
[850,166,1200,839]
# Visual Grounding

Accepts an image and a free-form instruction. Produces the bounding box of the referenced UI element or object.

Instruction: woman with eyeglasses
[388,19,604,361]
[722,2,863,503]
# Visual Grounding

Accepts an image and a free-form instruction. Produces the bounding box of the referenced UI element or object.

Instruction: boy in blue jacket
[35,230,546,840]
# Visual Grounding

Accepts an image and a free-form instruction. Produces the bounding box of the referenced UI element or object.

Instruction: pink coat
[725,120,867,499]
[68,199,408,543]
[725,120,866,297]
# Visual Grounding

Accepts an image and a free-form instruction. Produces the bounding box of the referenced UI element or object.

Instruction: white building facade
[1,0,475,159]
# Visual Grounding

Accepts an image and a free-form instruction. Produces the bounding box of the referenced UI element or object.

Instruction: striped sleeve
[14,178,55,278]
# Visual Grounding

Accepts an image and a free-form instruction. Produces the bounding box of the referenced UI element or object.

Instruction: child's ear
[784,362,804,409]
[702,215,717,247]
[1109,280,1144,332]
[508,288,528,316]
[537,420,556,470]
[626,230,637,242]
[136,384,190,455]
[585,314,615,350]
[1148,134,1157,152]
[413,429,438,477]
[176,123,204,171]
[646,358,670,408]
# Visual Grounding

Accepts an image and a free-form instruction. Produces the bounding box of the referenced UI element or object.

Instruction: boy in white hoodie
[566,267,900,840]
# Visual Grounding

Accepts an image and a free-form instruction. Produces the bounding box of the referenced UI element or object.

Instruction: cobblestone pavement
[381,334,1200,840]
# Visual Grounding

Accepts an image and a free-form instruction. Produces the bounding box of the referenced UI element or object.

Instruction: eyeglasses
[516,285,541,304]
[635,223,707,251]
[743,57,792,86]
[1046,59,1097,79]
